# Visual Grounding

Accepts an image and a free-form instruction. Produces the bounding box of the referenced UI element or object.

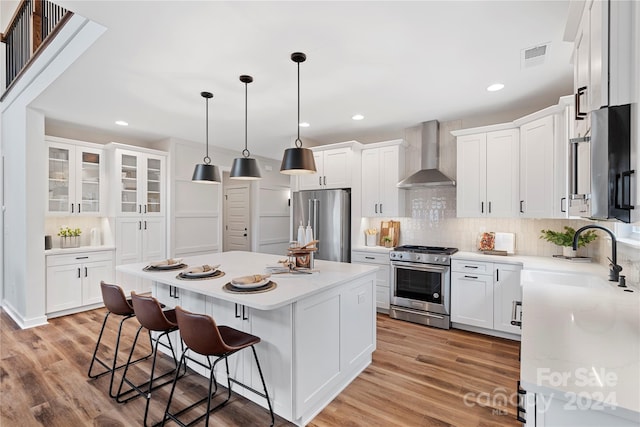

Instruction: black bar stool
[88,281,153,398]
[116,292,185,427]
[162,306,275,427]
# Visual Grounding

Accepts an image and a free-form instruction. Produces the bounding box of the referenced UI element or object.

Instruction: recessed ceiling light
[486,83,505,92]
[352,114,364,121]
[299,122,310,128]
[115,120,129,126]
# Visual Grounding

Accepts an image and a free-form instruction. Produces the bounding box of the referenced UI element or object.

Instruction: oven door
[390,261,450,315]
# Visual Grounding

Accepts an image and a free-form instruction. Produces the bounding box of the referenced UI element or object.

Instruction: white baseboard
[1,300,48,329]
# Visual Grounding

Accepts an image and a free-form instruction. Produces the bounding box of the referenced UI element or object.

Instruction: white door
[46,264,82,312]
[224,186,251,252]
[520,116,554,218]
[298,151,323,190]
[451,272,494,329]
[485,129,519,217]
[83,260,113,305]
[493,264,522,335]
[323,148,350,189]
[361,149,380,217]
[142,217,166,262]
[456,133,486,217]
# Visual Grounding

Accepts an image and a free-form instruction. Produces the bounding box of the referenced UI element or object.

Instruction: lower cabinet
[451,259,522,336]
[46,250,114,315]
[351,250,390,311]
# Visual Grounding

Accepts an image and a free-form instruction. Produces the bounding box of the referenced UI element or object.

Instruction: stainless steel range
[389,245,458,329]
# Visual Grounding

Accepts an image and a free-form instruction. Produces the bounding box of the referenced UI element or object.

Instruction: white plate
[151,259,183,269]
[183,265,219,277]
[230,278,270,289]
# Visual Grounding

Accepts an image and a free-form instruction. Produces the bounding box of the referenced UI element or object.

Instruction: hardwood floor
[1,309,520,426]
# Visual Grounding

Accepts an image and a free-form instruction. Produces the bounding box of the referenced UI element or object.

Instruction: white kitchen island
[116,251,378,426]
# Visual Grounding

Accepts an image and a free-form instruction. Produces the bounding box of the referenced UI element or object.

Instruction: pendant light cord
[295,60,302,148]
[244,80,250,157]
[204,96,211,164]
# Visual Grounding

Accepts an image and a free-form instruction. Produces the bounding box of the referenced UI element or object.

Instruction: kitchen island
[116,251,378,426]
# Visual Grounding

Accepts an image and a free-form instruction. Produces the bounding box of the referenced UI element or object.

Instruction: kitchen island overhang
[116,251,379,426]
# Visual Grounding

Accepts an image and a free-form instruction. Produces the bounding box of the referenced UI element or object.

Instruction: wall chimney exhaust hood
[397,120,455,188]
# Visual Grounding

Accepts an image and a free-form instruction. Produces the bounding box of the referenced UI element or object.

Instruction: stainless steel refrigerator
[292,189,351,262]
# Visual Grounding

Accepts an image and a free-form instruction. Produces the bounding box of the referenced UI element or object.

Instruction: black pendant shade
[281,52,317,175]
[231,75,261,180]
[192,91,221,184]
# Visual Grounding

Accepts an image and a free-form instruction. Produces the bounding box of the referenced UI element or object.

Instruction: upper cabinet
[298,144,354,190]
[47,137,106,216]
[456,128,519,218]
[568,0,634,136]
[515,97,573,219]
[111,146,167,217]
[361,140,405,217]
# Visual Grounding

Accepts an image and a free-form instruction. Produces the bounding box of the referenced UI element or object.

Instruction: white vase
[562,246,577,258]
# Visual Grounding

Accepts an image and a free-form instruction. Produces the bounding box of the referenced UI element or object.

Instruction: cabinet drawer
[47,250,113,267]
[351,251,390,264]
[452,259,493,275]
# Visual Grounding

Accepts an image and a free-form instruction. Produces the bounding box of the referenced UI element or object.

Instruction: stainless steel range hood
[397,120,455,188]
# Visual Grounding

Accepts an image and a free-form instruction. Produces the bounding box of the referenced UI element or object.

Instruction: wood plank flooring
[1,308,520,426]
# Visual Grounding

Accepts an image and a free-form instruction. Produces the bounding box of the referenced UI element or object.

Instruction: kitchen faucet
[572,225,622,282]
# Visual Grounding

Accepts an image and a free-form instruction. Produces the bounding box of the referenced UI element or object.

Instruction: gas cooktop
[392,245,458,255]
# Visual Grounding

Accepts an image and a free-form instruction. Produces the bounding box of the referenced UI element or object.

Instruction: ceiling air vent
[521,43,549,68]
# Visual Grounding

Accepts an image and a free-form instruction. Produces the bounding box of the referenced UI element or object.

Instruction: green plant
[58,226,82,237]
[539,226,597,248]
[382,236,392,243]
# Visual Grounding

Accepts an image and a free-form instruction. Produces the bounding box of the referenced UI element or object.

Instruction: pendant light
[230,75,262,180]
[192,91,221,183]
[280,52,317,175]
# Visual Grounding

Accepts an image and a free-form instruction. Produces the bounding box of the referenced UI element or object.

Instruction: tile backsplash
[364,186,640,285]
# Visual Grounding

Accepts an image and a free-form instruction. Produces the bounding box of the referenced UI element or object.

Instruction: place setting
[176,264,224,281]
[223,274,276,294]
[143,258,187,271]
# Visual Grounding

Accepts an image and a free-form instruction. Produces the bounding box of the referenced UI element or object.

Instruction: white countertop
[116,251,378,311]
[45,245,115,255]
[352,245,394,254]
[520,282,640,420]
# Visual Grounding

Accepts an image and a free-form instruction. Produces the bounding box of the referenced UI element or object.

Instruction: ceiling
[33,1,574,160]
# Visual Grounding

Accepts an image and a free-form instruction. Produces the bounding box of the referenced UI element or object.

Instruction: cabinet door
[114,218,143,292]
[451,272,493,329]
[361,149,380,217]
[144,154,165,216]
[574,11,590,137]
[493,264,522,335]
[142,217,166,262]
[456,133,487,217]
[486,129,519,217]
[83,259,114,305]
[47,142,75,215]
[209,298,245,388]
[298,152,324,190]
[379,146,402,216]
[323,148,351,189]
[520,116,554,218]
[47,264,82,312]
[77,147,104,216]
[588,0,608,111]
[117,151,142,215]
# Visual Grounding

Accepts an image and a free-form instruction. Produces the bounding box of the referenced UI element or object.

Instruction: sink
[521,269,614,290]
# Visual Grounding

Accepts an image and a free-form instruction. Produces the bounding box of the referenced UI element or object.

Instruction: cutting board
[494,232,515,254]
[379,220,400,246]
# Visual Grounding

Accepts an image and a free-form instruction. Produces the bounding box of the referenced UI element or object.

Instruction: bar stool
[88,281,153,398]
[162,306,275,427]
[116,292,185,427]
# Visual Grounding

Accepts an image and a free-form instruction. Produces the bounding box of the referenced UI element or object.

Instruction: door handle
[144,220,147,230]
[561,197,567,213]
[375,203,378,214]
[242,305,249,320]
[77,268,81,278]
[71,203,74,214]
[235,303,241,318]
[138,221,142,230]
[480,202,484,214]
[511,301,523,327]
[488,201,492,214]
[84,267,88,277]
[138,204,142,214]
[575,86,587,120]
[519,200,524,213]
[78,203,81,214]
[243,233,247,237]
[323,176,326,186]
[464,275,478,279]
[380,203,382,213]
[319,176,322,186]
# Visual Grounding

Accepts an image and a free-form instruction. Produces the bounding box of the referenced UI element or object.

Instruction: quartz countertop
[45,245,115,255]
[116,251,378,311]
[352,245,394,254]
[520,282,640,421]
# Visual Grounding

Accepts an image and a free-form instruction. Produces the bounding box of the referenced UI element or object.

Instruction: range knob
[415,255,421,261]
[433,256,440,262]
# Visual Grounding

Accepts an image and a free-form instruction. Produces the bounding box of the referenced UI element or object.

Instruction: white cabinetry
[110,144,167,293]
[569,0,634,136]
[298,146,352,190]
[451,259,521,337]
[46,250,114,316]
[351,250,390,311]
[361,141,405,217]
[456,128,519,217]
[46,137,105,216]
[516,97,573,219]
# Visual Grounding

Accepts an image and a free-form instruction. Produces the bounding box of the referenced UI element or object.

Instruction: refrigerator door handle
[308,198,313,227]
[313,198,319,245]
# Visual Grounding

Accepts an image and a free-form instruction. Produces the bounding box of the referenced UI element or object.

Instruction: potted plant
[58,226,82,248]
[539,226,597,257]
[382,235,393,248]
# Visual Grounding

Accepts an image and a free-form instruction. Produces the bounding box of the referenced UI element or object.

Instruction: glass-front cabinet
[114,148,165,216]
[47,139,105,216]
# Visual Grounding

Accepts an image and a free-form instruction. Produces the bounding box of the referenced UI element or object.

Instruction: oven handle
[391,261,449,274]
[392,306,445,320]
[511,300,522,327]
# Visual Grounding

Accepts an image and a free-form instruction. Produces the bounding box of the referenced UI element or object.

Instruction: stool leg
[251,345,275,427]
[161,349,188,427]
[115,324,145,402]
[88,311,111,379]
